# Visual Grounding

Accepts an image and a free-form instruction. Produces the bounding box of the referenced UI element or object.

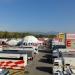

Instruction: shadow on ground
[39,58,53,64]
[39,50,51,53]
[43,54,52,58]
[42,54,53,64]
[39,58,50,64]
[36,67,52,74]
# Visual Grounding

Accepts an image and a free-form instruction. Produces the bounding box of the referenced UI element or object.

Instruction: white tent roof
[23,35,38,43]
[7,39,18,46]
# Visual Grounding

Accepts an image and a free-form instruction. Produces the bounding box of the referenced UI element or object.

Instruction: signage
[66,33,75,39]
[66,39,71,47]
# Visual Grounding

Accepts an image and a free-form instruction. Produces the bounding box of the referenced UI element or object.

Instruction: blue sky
[0,0,75,32]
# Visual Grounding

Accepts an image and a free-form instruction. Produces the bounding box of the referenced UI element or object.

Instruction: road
[25,48,53,75]
[9,48,53,75]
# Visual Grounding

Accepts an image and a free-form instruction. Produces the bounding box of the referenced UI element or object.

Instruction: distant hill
[46,31,59,35]
[29,31,58,35]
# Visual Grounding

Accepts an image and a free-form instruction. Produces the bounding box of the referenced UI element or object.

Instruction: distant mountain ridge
[29,31,59,35]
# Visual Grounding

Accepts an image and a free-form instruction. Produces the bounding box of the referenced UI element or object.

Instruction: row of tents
[0,35,46,46]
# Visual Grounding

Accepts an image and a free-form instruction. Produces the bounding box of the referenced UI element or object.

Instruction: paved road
[25,49,53,75]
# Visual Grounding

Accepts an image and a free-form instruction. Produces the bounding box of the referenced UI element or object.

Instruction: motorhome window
[27,52,32,57]
[0,57,23,60]
[54,62,59,66]
[24,47,32,48]
[23,43,27,46]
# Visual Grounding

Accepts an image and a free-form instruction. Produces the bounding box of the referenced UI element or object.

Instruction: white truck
[53,58,64,75]
[63,52,75,74]
[3,46,35,61]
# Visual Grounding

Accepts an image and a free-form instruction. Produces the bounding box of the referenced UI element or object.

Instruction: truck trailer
[0,51,27,70]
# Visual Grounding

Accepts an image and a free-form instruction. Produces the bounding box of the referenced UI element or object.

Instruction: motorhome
[3,47,34,61]
[3,46,38,54]
[20,46,38,54]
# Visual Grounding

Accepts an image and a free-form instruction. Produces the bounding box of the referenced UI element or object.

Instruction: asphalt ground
[25,48,53,75]
[9,48,53,75]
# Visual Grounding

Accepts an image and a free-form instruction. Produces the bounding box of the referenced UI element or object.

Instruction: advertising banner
[66,33,75,39]
[66,39,75,49]
[58,33,66,45]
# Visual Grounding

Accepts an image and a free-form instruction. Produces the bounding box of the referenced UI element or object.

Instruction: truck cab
[53,58,63,74]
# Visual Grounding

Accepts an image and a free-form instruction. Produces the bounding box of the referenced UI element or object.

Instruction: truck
[0,51,27,70]
[62,52,75,74]
[3,46,35,61]
[53,58,64,74]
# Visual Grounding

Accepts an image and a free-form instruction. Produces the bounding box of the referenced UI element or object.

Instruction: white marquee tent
[7,39,18,46]
[22,35,39,46]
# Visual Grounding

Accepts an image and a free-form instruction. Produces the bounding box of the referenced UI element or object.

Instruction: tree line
[0,31,56,38]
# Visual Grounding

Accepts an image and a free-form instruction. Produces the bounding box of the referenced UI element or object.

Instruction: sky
[0,0,75,33]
